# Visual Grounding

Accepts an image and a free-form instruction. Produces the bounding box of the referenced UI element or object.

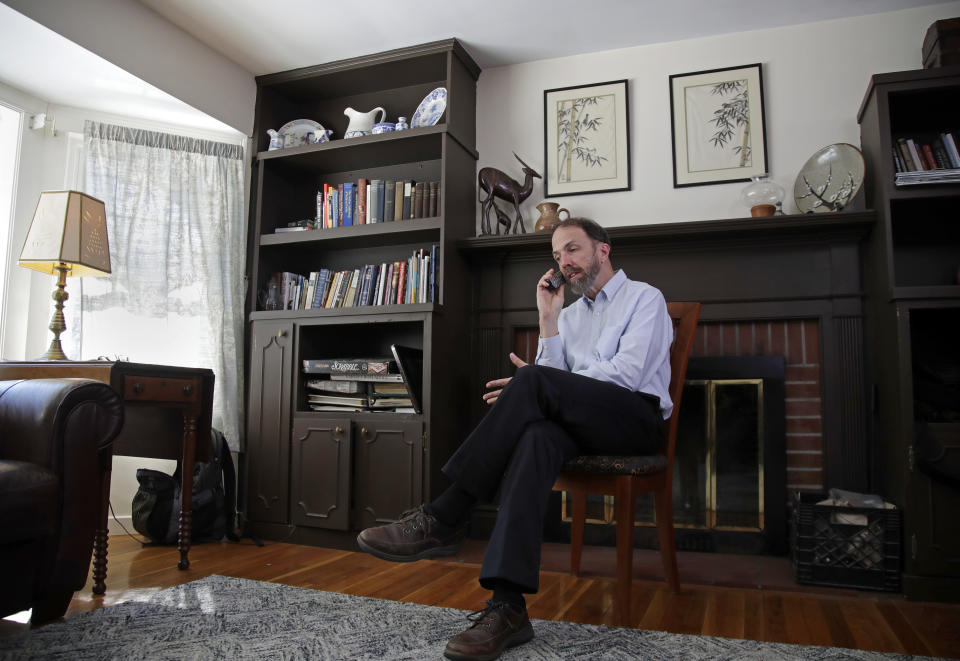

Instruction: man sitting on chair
[357,217,673,661]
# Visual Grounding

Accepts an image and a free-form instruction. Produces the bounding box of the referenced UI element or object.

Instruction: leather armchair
[0,378,123,624]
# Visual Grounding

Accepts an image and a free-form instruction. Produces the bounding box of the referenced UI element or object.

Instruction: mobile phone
[545,271,565,290]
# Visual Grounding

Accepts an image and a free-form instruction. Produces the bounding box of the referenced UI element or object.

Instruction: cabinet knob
[132,382,144,394]
[334,426,343,435]
[182,384,194,396]
[277,329,287,338]
[361,427,368,436]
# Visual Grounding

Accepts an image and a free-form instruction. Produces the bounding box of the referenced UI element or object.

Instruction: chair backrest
[663,302,702,465]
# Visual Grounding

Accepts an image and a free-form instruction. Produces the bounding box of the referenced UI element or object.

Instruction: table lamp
[18,191,111,361]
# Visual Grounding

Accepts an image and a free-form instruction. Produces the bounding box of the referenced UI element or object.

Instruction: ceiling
[137,0,941,75]
[0,0,946,134]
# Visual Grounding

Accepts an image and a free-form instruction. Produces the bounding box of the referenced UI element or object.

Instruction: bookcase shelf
[256,125,476,172]
[249,302,440,321]
[260,216,442,248]
[859,65,960,602]
[244,39,479,541]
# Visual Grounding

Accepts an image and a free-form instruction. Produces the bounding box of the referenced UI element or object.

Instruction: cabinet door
[290,417,353,530]
[246,321,293,523]
[353,419,423,529]
[908,424,960,578]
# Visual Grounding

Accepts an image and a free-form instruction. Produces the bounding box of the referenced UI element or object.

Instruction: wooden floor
[5,535,960,658]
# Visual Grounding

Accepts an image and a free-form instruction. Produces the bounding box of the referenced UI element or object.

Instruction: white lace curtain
[77,120,246,450]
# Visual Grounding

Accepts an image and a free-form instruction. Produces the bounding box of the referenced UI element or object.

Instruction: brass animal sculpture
[478,153,542,235]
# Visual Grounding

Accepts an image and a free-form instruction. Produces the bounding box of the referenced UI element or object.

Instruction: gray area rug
[0,575,943,660]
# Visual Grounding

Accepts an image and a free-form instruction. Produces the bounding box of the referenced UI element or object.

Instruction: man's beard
[565,252,602,296]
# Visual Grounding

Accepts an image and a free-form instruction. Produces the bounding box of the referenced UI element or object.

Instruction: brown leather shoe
[443,601,534,661]
[356,506,466,562]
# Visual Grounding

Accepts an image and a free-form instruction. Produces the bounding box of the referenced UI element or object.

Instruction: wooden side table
[0,361,214,594]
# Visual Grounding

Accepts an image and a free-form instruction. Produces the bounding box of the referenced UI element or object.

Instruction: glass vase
[741,174,785,217]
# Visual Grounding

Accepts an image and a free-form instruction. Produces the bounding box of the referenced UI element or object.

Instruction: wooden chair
[552,301,701,626]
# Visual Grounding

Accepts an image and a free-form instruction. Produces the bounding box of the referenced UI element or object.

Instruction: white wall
[1,0,256,136]
[476,3,960,231]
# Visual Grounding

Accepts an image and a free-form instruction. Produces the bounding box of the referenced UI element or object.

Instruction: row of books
[303,359,413,412]
[893,133,960,172]
[267,245,438,311]
[302,179,440,231]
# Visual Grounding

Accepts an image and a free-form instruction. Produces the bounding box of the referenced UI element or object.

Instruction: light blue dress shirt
[535,269,675,419]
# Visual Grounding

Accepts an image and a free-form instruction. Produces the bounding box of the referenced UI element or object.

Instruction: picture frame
[543,79,631,197]
[669,64,768,188]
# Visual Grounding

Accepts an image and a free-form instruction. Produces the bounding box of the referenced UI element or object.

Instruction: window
[0,103,21,335]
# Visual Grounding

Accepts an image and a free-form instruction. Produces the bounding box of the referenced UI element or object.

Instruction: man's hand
[537,268,564,338]
[482,352,528,406]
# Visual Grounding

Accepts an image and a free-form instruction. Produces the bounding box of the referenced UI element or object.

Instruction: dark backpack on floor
[132,427,239,544]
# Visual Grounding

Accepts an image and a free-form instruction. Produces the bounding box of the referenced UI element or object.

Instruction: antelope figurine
[478,153,542,235]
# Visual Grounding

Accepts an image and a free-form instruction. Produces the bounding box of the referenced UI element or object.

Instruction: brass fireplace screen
[562,378,765,532]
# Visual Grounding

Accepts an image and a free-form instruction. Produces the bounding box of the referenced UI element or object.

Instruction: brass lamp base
[37,263,71,361]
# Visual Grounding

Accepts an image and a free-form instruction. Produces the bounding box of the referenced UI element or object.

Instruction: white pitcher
[344,106,386,138]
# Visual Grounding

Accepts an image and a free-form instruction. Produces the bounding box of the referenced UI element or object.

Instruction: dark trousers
[441,364,664,593]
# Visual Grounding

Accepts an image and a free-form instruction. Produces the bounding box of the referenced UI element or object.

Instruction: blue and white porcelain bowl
[371,122,395,134]
[344,129,369,139]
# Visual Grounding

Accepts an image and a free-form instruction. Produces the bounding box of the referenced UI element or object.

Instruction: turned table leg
[177,414,198,570]
[93,447,112,594]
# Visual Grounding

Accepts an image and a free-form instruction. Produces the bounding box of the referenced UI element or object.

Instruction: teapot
[344,106,386,138]
[266,129,283,151]
[534,202,570,232]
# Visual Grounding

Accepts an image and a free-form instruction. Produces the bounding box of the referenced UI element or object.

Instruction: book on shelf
[370,381,408,394]
[895,168,960,185]
[329,372,404,383]
[403,180,413,219]
[309,404,367,412]
[306,378,366,394]
[367,395,414,408]
[394,181,404,221]
[356,178,367,225]
[428,181,439,217]
[307,393,369,407]
[302,357,397,375]
[343,182,355,226]
[384,180,395,222]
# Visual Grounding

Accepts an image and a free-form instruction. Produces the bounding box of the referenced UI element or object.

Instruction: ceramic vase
[534,202,570,232]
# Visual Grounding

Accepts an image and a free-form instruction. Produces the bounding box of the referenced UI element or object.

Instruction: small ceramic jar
[395,116,409,131]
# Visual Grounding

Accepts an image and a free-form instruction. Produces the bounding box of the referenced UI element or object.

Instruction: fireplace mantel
[457,210,877,493]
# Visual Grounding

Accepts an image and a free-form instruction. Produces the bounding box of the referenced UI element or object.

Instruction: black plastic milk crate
[791,491,901,592]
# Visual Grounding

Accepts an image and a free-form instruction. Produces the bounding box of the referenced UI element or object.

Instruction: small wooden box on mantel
[923,18,960,68]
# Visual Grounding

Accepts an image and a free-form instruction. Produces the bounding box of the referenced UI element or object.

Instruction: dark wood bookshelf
[243,40,480,540]
[859,65,960,603]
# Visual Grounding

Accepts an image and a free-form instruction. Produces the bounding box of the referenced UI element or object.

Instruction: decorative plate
[411,87,447,128]
[278,119,322,148]
[793,143,865,213]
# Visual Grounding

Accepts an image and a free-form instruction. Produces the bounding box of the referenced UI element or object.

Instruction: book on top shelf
[302,357,397,375]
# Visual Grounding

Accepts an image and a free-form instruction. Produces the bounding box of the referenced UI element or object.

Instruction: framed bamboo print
[669,64,768,187]
[544,80,631,197]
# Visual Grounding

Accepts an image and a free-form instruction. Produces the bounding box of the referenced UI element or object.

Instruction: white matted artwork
[670,64,768,187]
[543,80,631,197]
